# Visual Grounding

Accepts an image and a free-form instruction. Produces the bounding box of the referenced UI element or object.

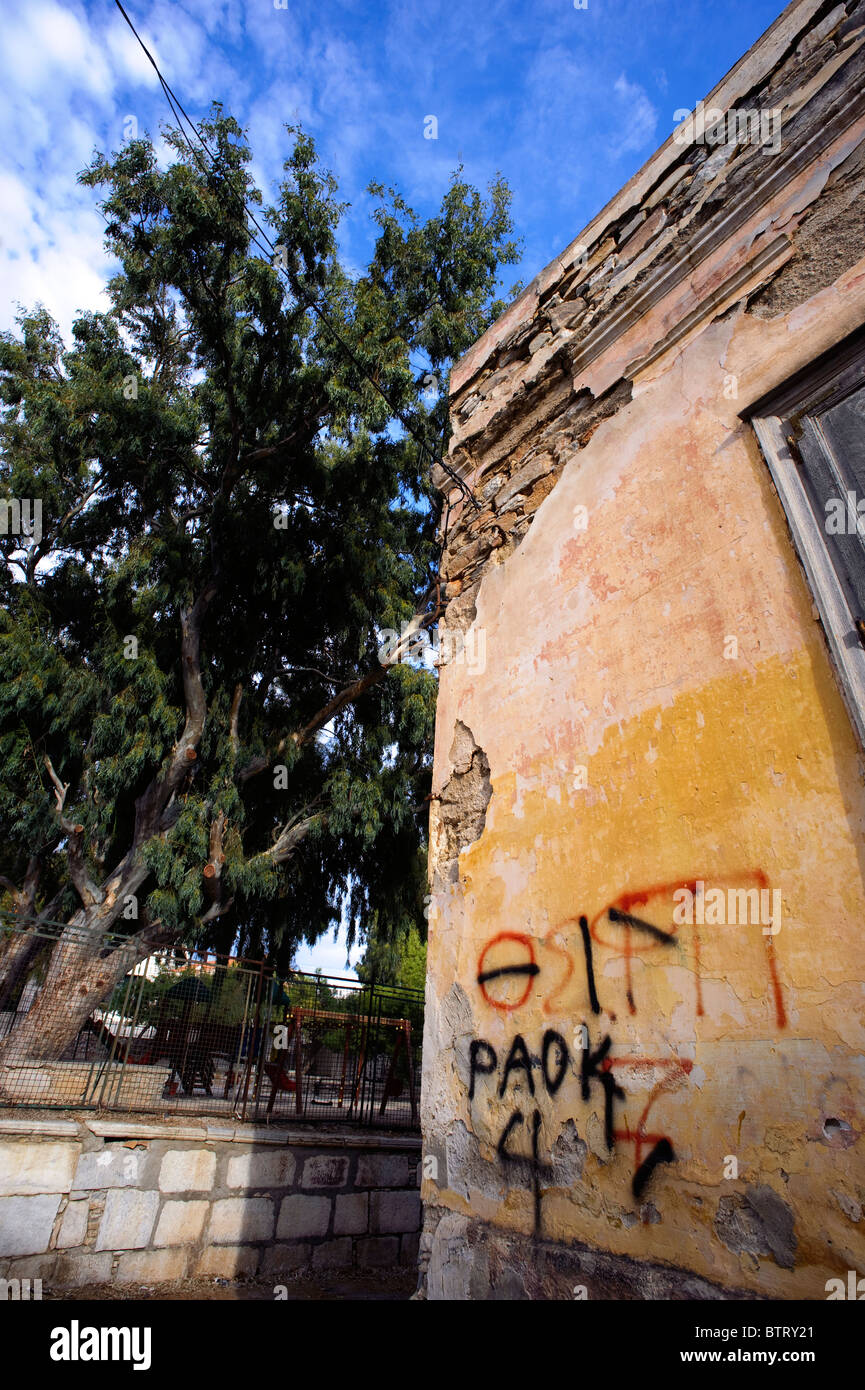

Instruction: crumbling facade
[420,0,865,1299]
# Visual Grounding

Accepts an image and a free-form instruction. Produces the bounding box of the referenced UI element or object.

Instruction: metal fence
[0,924,423,1130]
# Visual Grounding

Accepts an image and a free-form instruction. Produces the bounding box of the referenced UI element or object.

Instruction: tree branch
[135,576,218,841]
[43,757,102,909]
[237,585,439,786]
[229,684,243,760]
[247,807,321,870]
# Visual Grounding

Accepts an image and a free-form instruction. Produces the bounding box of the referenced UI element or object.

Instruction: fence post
[95,944,137,1109]
[239,961,265,1123]
[109,958,149,1109]
[253,968,276,1123]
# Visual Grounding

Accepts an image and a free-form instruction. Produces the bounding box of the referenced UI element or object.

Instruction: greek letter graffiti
[497,1107,549,1236]
[580,1029,625,1152]
[469,1039,497,1100]
[578,914,601,1015]
[470,869,787,1213]
[476,931,540,1011]
[542,1029,569,1096]
[499,1034,535,1098]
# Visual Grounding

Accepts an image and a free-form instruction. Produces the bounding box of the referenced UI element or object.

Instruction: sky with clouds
[0,0,787,972]
[0,0,789,344]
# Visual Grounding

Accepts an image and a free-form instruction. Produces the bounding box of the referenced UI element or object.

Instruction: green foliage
[356,919,427,992]
[0,109,520,971]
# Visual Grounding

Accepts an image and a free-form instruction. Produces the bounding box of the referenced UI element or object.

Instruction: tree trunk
[0,918,154,1073]
[0,931,46,1013]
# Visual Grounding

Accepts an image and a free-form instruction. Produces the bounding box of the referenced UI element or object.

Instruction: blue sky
[0,0,788,343]
[0,0,787,973]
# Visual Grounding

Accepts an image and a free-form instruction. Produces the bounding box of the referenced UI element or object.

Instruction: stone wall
[0,1116,420,1288]
[420,0,865,1300]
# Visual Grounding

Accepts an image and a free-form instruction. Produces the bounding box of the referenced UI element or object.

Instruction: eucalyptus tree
[0,110,519,1063]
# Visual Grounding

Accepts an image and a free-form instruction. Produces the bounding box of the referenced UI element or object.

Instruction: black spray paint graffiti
[469,1020,678,1233]
[469,878,787,1233]
[496,1107,548,1237]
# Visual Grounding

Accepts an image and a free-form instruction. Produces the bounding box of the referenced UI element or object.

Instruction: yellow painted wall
[422,258,865,1297]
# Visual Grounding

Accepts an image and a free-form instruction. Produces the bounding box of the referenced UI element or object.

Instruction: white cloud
[293,921,362,978]
[0,0,170,338]
[1,1,113,99]
[612,72,659,155]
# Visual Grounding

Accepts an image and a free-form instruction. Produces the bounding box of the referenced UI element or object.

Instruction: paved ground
[46,1268,418,1300]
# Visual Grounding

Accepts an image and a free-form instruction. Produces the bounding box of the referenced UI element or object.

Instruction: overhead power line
[113,0,480,512]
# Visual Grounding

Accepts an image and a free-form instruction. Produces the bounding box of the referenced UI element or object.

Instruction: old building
[420,0,865,1299]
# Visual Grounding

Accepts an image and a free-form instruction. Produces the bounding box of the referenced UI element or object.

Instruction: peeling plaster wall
[421,0,865,1300]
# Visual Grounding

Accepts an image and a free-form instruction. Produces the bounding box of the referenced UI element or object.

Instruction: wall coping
[0,1113,421,1149]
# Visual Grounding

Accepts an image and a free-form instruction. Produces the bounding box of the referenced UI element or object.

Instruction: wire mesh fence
[0,922,423,1130]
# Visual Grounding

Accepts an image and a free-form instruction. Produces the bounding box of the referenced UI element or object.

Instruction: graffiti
[602,1056,694,1198]
[468,870,787,1217]
[580,1029,625,1152]
[578,915,601,1015]
[476,931,540,1012]
[468,1039,497,1100]
[589,872,786,1029]
[542,1028,569,1095]
[499,1034,535,1098]
[632,1139,675,1199]
[469,1029,571,1105]
[497,1107,549,1235]
[472,1028,684,1221]
[591,881,699,1018]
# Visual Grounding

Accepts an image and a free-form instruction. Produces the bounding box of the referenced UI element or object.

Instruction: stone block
[57,1199,89,1249]
[5,1252,56,1282]
[115,1248,188,1284]
[159,1149,216,1193]
[334,1192,368,1235]
[355,1154,409,1188]
[400,1232,420,1266]
[370,1189,421,1235]
[209,1197,274,1244]
[226,1150,295,1189]
[356,1236,399,1266]
[87,1121,205,1141]
[0,1142,78,1195]
[196,1244,259,1278]
[73,1146,145,1190]
[153,1200,209,1247]
[258,1244,311,1276]
[277,1194,331,1239]
[0,1119,79,1137]
[96,1189,159,1250]
[53,1251,113,1287]
[311,1237,352,1269]
[301,1155,349,1188]
[0,1195,61,1256]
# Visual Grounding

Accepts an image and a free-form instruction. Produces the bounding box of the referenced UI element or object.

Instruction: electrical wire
[113,0,480,512]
